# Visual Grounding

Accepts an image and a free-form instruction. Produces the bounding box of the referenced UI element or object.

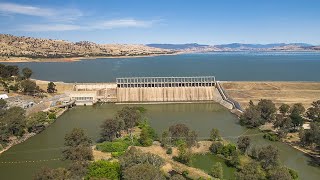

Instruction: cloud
[0,2,82,21]
[97,19,157,29]
[18,18,161,32]
[21,24,81,32]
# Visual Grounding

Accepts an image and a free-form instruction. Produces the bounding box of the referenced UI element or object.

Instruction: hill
[0,34,174,61]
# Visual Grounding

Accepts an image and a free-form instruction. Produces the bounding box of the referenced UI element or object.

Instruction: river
[0,103,319,180]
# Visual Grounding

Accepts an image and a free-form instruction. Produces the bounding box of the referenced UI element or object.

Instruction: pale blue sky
[0,0,319,44]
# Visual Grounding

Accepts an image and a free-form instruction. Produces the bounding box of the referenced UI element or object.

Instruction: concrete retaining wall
[117,87,217,102]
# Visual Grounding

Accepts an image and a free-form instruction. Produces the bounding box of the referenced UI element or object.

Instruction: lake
[7,51,320,82]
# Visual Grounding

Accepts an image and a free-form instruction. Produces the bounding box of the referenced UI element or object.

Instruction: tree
[22,67,33,79]
[279,104,290,115]
[68,161,89,180]
[0,99,6,109]
[20,79,37,94]
[306,100,320,122]
[5,65,19,77]
[63,128,93,162]
[186,130,198,147]
[161,130,170,148]
[116,106,142,140]
[290,111,304,130]
[47,82,57,93]
[290,103,305,115]
[175,140,191,164]
[299,122,320,146]
[268,166,293,180]
[209,142,223,154]
[34,167,70,180]
[122,163,165,180]
[100,118,121,141]
[2,107,26,137]
[120,147,164,169]
[85,160,120,180]
[26,111,48,133]
[227,150,240,167]
[257,145,279,169]
[210,128,221,141]
[169,123,190,141]
[240,103,264,128]
[237,136,251,154]
[257,99,277,122]
[62,146,93,161]
[139,126,154,146]
[235,161,266,180]
[211,162,223,179]
[64,128,92,147]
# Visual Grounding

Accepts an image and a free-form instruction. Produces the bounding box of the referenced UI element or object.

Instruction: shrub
[96,141,129,153]
[166,147,173,154]
[48,113,56,120]
[111,151,126,158]
[263,133,280,142]
[209,142,224,154]
[288,168,299,180]
[85,160,120,180]
[220,144,237,157]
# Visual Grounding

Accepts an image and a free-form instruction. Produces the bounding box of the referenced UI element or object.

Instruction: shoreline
[0,108,68,155]
[0,52,182,63]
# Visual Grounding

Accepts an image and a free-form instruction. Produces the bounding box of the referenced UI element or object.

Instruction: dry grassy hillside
[0,34,174,59]
[221,81,320,108]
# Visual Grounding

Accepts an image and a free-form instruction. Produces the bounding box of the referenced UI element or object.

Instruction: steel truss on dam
[116,76,216,88]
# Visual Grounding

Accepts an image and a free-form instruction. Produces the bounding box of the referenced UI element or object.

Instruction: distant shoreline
[0,52,182,63]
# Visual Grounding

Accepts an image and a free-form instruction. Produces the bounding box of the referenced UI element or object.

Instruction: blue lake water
[8,51,320,82]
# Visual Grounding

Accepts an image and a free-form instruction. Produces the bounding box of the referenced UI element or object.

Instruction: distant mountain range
[0,34,319,62]
[147,43,319,51]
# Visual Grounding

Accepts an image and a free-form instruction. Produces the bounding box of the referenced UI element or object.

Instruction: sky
[0,0,320,45]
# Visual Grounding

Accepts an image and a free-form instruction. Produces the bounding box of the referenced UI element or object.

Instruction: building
[0,94,9,100]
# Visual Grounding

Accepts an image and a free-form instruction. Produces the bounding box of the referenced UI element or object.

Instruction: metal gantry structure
[116,76,216,88]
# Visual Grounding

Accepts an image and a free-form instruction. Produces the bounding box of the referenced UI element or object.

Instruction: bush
[85,160,120,180]
[96,141,129,153]
[209,142,224,154]
[48,113,56,120]
[0,144,3,151]
[220,144,237,157]
[111,151,126,158]
[166,147,173,154]
[288,168,299,180]
[263,133,280,142]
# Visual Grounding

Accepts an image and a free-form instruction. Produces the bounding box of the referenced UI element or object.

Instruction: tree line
[0,63,57,95]
[240,99,320,152]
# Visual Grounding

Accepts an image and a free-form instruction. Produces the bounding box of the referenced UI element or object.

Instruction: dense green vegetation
[0,106,56,148]
[240,99,320,150]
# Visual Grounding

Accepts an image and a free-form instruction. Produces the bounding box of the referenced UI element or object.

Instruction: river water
[7,51,320,82]
[1,52,320,179]
[0,104,319,180]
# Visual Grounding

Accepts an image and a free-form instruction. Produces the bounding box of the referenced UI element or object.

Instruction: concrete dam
[68,76,242,112]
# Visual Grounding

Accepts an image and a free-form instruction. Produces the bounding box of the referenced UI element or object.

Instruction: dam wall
[117,86,217,102]
[68,76,241,111]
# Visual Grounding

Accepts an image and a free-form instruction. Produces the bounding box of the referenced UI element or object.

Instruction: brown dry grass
[221,81,320,108]
[34,79,74,93]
